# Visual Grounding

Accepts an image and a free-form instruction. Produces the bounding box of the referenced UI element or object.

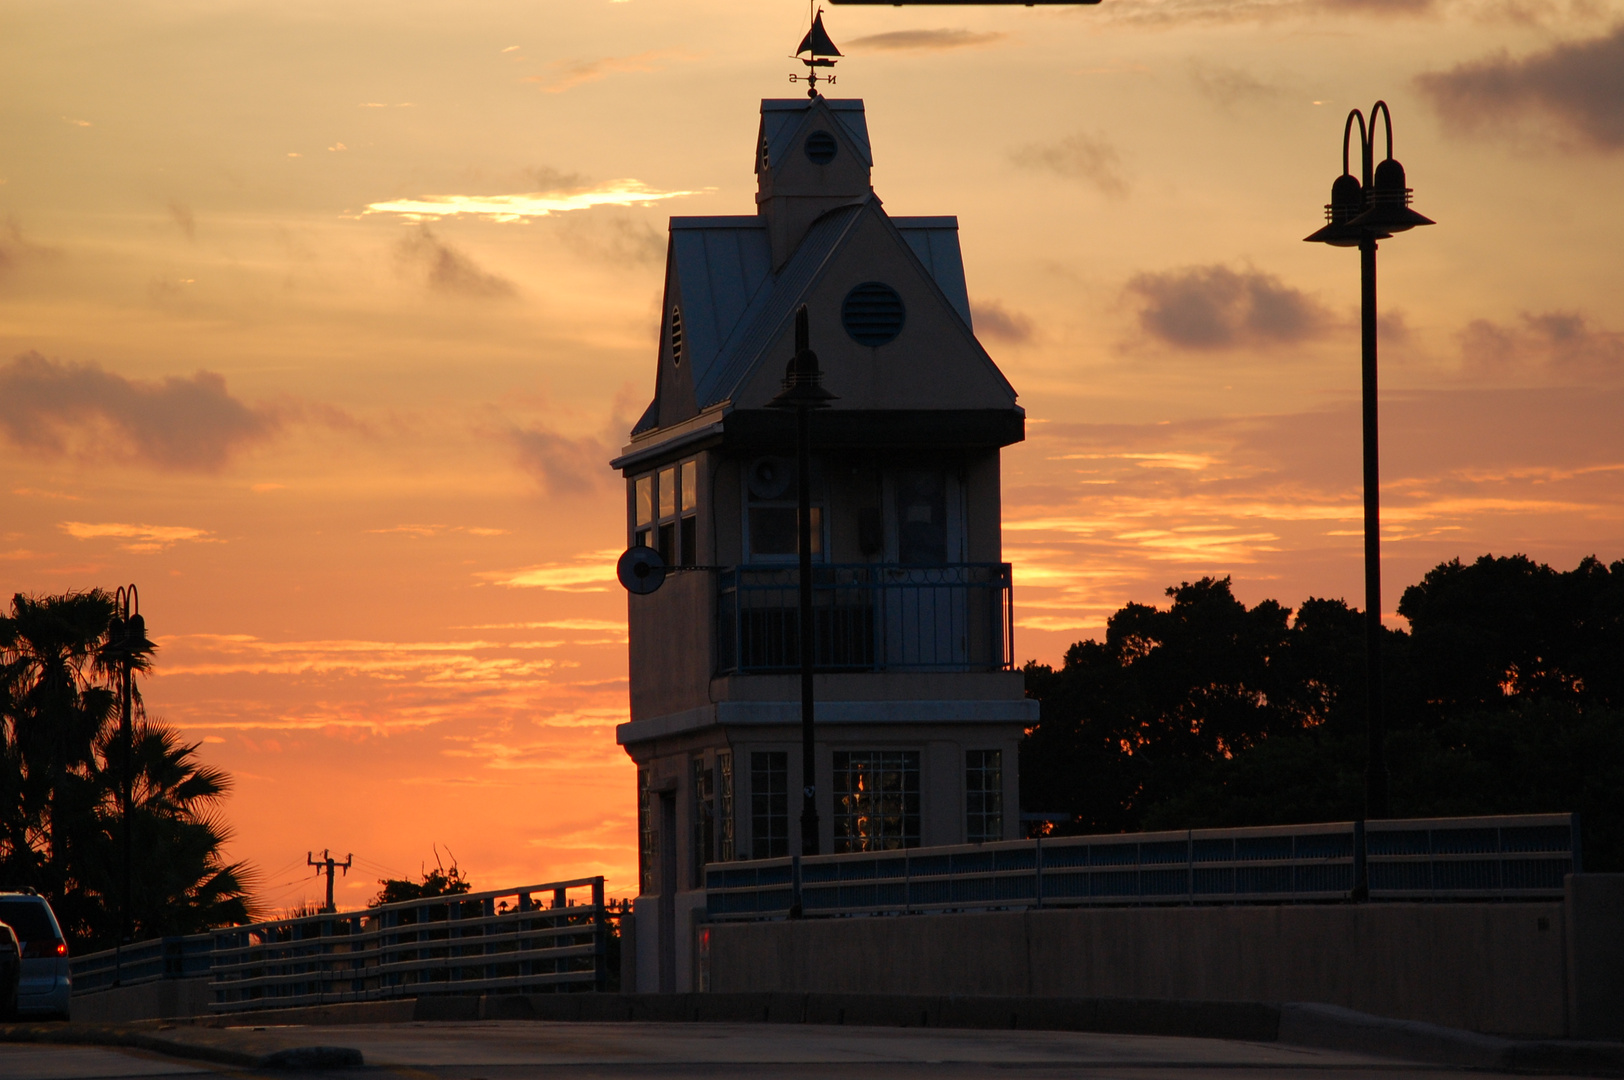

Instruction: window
[966,750,1003,844]
[745,457,822,562]
[750,751,789,859]
[637,768,654,894]
[895,468,947,565]
[633,459,700,564]
[717,752,734,862]
[692,758,715,883]
[634,476,653,550]
[833,750,920,853]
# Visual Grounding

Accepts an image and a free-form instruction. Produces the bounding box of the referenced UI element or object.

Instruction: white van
[0,892,71,1019]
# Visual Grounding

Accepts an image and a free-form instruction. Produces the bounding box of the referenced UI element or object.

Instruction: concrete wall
[710,900,1575,1038]
[1566,873,1624,1039]
[70,976,212,1022]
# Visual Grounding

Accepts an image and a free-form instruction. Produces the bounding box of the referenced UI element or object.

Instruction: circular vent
[804,129,838,165]
[842,282,906,347]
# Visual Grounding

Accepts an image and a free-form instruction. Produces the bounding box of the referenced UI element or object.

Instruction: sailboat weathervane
[790,7,841,98]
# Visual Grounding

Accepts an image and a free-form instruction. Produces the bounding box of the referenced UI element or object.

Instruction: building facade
[612,94,1034,992]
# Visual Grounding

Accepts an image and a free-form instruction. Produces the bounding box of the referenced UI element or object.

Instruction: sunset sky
[3,0,1620,913]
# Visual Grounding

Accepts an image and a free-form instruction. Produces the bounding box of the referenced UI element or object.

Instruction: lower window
[750,752,789,859]
[965,749,1003,844]
[833,750,920,853]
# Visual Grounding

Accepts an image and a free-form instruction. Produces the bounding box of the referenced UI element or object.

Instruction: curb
[0,1023,365,1070]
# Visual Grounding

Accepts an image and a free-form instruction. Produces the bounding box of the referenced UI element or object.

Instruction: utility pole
[307,850,353,913]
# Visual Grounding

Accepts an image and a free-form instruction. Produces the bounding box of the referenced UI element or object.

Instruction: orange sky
[3,0,1621,914]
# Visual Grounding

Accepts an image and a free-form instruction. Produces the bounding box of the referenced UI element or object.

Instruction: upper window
[842,282,905,346]
[745,456,822,562]
[804,129,838,165]
[632,459,699,565]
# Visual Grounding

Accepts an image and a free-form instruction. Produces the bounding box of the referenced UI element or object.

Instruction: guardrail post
[790,854,803,918]
[1034,836,1044,910]
[1353,819,1368,902]
[592,878,607,992]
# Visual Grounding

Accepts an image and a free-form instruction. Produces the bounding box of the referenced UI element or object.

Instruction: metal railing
[716,562,1013,674]
[209,877,615,1012]
[71,933,212,993]
[704,814,1579,920]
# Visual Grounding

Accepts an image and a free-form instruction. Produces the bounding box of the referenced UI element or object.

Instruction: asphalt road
[0,1021,1590,1080]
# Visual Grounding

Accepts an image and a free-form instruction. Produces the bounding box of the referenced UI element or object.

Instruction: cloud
[846,28,1007,52]
[972,300,1035,344]
[1188,62,1284,106]
[523,49,694,94]
[479,549,621,592]
[394,225,516,298]
[167,201,195,241]
[551,211,664,267]
[1125,265,1332,350]
[1416,24,1624,151]
[508,425,614,496]
[1011,133,1128,197]
[61,521,216,553]
[365,179,699,224]
[0,352,279,470]
[0,217,60,277]
[1459,310,1624,379]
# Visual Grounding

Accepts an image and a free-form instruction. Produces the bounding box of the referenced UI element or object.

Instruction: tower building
[611,91,1033,992]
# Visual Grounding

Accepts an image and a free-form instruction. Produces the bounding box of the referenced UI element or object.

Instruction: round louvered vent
[804,130,838,165]
[842,282,905,347]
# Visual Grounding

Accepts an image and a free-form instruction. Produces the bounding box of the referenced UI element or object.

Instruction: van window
[0,898,62,942]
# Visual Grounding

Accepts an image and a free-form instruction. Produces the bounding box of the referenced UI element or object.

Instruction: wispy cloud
[1011,132,1129,197]
[972,300,1035,344]
[523,49,696,94]
[367,524,510,537]
[846,28,1007,52]
[480,550,620,591]
[394,225,516,298]
[365,180,699,223]
[61,521,216,553]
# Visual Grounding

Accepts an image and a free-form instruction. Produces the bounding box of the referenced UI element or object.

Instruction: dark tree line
[1,590,255,951]
[1021,554,1624,870]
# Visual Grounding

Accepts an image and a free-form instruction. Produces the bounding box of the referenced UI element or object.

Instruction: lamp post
[107,585,144,983]
[1305,102,1433,837]
[768,305,836,859]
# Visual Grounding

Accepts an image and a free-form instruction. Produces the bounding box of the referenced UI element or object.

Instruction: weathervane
[790,6,841,98]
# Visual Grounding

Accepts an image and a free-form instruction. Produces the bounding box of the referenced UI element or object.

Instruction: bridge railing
[704,813,1579,920]
[70,933,212,993]
[209,877,615,1012]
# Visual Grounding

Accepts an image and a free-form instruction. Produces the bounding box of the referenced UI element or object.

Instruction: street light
[1305,102,1433,832]
[106,584,144,983]
[768,305,836,860]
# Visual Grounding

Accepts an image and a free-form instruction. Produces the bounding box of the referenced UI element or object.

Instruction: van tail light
[21,940,68,959]
[56,941,68,956]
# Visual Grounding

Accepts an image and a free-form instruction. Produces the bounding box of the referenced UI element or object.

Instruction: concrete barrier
[709,899,1574,1037]
[68,977,212,1023]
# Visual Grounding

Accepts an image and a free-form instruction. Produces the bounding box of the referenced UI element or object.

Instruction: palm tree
[0,590,120,895]
[1,590,253,950]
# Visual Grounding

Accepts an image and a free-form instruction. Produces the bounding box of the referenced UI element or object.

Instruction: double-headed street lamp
[769,305,836,860]
[106,585,145,983]
[1305,102,1433,829]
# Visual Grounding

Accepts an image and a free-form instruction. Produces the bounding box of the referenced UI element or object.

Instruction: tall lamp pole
[769,305,835,858]
[107,585,144,983]
[1305,102,1433,836]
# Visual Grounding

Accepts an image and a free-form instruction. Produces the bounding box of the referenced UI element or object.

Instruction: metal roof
[759,97,873,171]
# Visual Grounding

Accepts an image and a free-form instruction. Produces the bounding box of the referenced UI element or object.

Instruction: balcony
[716,563,1013,675]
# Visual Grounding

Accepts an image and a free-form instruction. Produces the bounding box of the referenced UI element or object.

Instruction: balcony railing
[716,562,1013,674]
